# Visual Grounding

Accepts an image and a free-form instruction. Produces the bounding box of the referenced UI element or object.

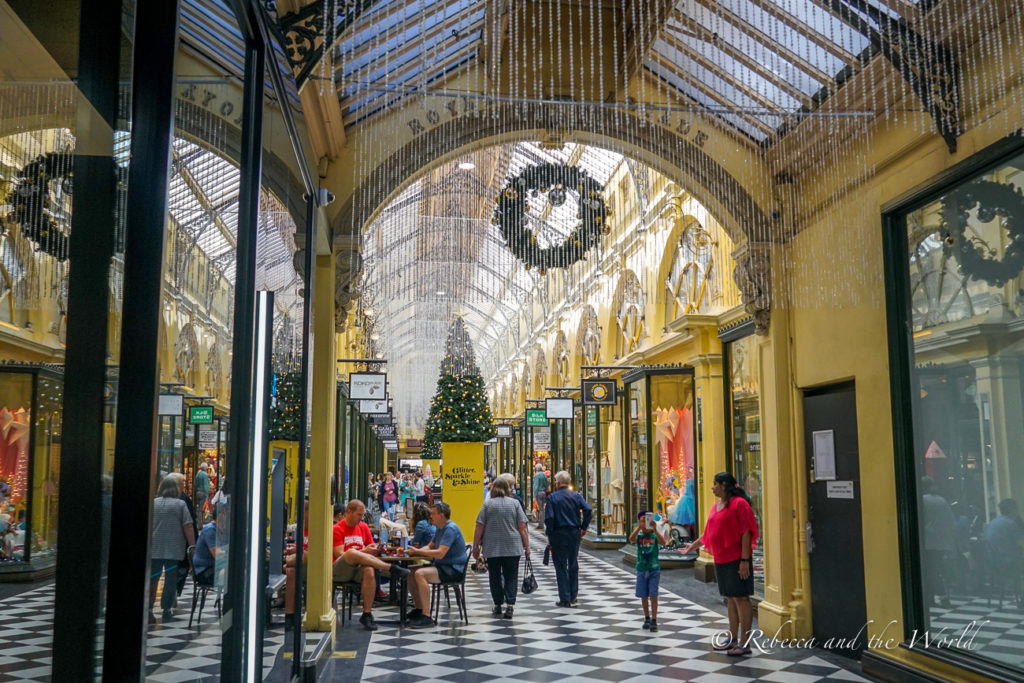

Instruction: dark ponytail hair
[714,472,752,507]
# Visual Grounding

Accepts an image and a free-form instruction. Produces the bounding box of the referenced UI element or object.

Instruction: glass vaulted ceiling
[328,0,922,141]
[361,142,623,438]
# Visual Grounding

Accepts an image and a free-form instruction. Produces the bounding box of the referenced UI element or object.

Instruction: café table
[377,555,427,626]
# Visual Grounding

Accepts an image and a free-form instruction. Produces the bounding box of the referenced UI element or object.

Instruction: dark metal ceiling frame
[814,0,960,153]
[275,0,384,91]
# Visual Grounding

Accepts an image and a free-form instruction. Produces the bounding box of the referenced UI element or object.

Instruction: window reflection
[904,150,1024,671]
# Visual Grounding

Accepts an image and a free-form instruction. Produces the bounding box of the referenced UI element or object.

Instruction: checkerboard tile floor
[0,581,285,681]
[928,595,1024,670]
[357,531,870,682]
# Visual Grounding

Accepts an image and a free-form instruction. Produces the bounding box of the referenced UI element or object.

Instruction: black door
[804,382,867,655]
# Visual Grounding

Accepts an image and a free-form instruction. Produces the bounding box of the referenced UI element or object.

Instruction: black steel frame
[101,0,182,678]
[51,0,124,674]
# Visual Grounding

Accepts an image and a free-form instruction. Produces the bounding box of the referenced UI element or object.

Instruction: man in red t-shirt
[332,499,409,631]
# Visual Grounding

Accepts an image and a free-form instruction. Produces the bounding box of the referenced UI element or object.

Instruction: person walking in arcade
[680,472,759,656]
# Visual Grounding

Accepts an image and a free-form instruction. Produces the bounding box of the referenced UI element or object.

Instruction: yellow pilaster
[305,253,338,633]
[689,327,725,581]
[755,260,806,639]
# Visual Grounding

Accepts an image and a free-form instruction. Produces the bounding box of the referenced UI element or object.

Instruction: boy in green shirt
[628,510,668,631]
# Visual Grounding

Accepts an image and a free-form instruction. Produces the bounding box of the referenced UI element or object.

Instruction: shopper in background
[544,471,592,608]
[532,464,549,530]
[473,477,529,619]
[149,476,195,623]
[680,472,759,656]
[380,472,399,517]
[194,462,211,520]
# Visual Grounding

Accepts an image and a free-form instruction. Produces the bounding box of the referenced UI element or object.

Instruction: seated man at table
[192,505,220,585]
[406,501,468,628]
[333,499,409,631]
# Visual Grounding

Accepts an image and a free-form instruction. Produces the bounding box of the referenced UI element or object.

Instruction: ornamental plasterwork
[553,331,570,386]
[533,346,546,394]
[731,240,771,335]
[175,321,201,387]
[576,305,601,366]
[666,218,717,319]
[615,271,645,356]
[205,342,223,396]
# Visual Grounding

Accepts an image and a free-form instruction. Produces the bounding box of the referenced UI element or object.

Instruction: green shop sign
[526,409,547,427]
[189,405,214,424]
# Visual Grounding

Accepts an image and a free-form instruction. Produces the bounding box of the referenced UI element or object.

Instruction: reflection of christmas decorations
[942,179,1024,287]
[492,163,608,272]
[422,318,496,457]
[270,364,302,441]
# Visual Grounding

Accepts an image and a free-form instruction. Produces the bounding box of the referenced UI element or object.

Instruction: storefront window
[628,381,648,524]
[0,365,62,570]
[896,148,1024,672]
[727,334,764,597]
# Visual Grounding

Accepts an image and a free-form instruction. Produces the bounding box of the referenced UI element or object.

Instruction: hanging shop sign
[360,398,388,414]
[198,429,218,449]
[158,394,184,416]
[533,430,551,449]
[526,409,547,427]
[492,163,608,273]
[405,438,423,448]
[374,423,397,439]
[189,405,214,424]
[496,425,512,438]
[383,440,399,451]
[582,379,617,406]
[368,412,393,425]
[545,397,574,420]
[349,372,386,400]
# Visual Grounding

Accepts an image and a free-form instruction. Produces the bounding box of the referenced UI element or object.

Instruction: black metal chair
[429,550,470,625]
[187,545,220,629]
[332,580,363,625]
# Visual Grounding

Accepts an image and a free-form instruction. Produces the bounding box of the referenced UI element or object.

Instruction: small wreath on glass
[941,179,1024,288]
[492,163,609,275]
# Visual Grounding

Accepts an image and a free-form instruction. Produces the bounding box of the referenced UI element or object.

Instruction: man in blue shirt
[545,471,592,607]
[192,506,219,585]
[407,502,467,627]
[985,498,1024,578]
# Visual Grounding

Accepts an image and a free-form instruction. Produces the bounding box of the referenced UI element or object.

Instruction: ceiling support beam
[816,0,960,152]
[619,0,674,99]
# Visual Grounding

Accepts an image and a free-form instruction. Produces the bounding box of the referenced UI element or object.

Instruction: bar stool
[611,503,625,534]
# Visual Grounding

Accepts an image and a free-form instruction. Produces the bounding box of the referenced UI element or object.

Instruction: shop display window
[0,363,62,571]
[726,334,764,597]
[582,403,628,538]
[624,366,697,546]
[891,147,1024,674]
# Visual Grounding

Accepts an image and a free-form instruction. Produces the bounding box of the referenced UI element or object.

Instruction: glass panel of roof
[645,60,771,141]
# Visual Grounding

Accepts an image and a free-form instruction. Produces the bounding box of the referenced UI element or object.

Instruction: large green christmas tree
[422,317,496,458]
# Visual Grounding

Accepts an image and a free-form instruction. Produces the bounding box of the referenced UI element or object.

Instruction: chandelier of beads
[492,163,609,275]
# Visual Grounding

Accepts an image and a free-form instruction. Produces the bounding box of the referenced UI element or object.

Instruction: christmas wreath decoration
[1,152,127,261]
[942,179,1024,287]
[492,163,609,274]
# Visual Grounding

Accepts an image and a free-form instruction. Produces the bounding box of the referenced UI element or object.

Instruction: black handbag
[521,557,538,594]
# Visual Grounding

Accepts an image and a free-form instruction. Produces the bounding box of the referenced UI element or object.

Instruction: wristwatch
[739,558,752,563]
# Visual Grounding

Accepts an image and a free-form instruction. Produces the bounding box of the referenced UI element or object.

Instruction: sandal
[712,638,737,652]
[727,645,752,657]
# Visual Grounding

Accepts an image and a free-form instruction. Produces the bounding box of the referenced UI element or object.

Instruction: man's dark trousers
[548,527,580,603]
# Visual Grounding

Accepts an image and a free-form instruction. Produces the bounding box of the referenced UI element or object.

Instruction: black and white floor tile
[928,595,1024,670]
[0,581,285,681]
[356,531,870,683]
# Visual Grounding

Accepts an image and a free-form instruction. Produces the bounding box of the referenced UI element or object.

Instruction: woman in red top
[681,472,759,656]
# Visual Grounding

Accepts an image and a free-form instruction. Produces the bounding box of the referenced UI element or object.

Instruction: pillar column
[305,253,337,632]
[688,326,724,582]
